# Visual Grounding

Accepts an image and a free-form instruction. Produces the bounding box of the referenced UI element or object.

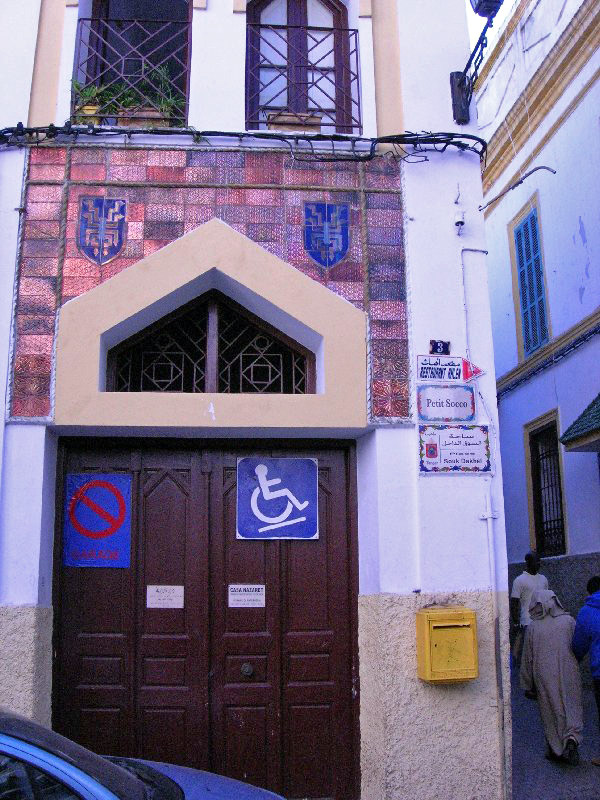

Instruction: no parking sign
[63,474,132,567]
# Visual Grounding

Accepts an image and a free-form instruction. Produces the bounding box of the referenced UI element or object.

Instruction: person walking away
[520,589,583,765]
[572,575,600,767]
[510,552,548,661]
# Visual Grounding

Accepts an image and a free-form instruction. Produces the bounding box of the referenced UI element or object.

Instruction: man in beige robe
[520,589,583,765]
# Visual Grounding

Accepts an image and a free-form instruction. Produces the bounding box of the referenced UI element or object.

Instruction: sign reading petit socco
[417,384,476,423]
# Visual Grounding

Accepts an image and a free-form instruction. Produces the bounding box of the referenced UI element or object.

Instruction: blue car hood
[137,759,285,800]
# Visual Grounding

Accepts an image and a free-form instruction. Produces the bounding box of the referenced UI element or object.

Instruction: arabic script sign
[417,355,485,383]
[419,425,492,474]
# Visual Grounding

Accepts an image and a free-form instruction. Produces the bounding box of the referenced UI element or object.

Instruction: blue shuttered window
[514,209,549,355]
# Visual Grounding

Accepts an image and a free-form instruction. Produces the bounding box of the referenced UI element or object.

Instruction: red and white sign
[417,355,484,384]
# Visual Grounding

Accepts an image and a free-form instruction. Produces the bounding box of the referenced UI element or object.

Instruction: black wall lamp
[451,0,505,125]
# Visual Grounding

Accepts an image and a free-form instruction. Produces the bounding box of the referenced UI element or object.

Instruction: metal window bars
[530,424,566,557]
[246,23,361,134]
[72,18,189,127]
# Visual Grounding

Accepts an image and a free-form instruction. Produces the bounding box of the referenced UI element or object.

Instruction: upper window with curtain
[514,207,549,357]
[245,0,361,133]
[71,0,191,127]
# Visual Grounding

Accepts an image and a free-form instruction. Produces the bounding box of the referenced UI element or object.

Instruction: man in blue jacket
[572,575,600,767]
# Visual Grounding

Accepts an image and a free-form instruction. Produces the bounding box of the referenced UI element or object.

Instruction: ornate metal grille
[246,23,361,133]
[112,304,207,392]
[108,296,309,394]
[72,17,189,126]
[218,304,306,393]
[530,423,566,557]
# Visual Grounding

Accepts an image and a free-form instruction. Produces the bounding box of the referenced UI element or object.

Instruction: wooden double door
[54,441,358,799]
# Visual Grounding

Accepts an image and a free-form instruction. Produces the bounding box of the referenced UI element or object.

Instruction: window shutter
[514,209,548,356]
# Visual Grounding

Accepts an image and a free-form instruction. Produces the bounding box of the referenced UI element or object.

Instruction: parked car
[0,710,284,800]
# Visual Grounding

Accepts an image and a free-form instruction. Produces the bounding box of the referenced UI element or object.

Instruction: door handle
[240,662,254,678]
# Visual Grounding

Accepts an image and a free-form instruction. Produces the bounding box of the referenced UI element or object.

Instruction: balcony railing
[246,24,361,134]
[71,18,190,127]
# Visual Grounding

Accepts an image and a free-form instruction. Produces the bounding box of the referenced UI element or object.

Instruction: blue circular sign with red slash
[63,474,131,568]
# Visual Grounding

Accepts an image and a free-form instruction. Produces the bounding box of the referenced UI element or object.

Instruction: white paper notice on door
[228,584,266,608]
[146,585,184,609]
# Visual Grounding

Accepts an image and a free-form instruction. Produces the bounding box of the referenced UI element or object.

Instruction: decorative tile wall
[12,146,408,421]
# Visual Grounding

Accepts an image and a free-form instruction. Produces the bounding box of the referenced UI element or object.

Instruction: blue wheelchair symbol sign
[237,457,318,539]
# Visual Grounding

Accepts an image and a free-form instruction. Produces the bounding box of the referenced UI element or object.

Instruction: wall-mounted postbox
[416,605,478,683]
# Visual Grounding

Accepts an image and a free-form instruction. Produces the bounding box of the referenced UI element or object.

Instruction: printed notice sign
[417,384,476,422]
[419,425,492,474]
[228,584,266,608]
[146,585,184,609]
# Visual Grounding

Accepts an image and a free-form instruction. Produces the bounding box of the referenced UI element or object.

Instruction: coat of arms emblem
[303,202,350,268]
[77,197,127,265]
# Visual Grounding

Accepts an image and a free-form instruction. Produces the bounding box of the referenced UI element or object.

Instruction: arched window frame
[245,0,360,133]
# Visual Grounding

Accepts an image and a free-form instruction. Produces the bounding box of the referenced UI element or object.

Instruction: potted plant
[72,80,106,125]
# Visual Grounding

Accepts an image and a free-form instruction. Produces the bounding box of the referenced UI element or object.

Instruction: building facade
[0,2,510,799]
[476,0,600,609]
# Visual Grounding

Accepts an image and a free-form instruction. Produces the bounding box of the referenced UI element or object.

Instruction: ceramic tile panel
[71,164,106,182]
[29,165,66,181]
[71,148,105,164]
[20,258,59,277]
[12,146,408,419]
[27,185,63,203]
[11,397,51,416]
[146,166,186,182]
[185,166,217,183]
[366,192,402,209]
[107,165,147,182]
[30,148,66,164]
[147,150,187,167]
[109,149,149,166]
[145,204,185,222]
[186,150,217,166]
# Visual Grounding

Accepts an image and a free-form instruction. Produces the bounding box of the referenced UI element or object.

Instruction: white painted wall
[476,0,586,141]
[484,75,600,377]
[0,425,57,606]
[498,340,600,562]
[0,0,41,125]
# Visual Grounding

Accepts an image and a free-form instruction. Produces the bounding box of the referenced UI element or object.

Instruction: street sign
[419,425,492,474]
[63,473,131,567]
[417,355,484,383]
[417,384,476,422]
[237,457,318,539]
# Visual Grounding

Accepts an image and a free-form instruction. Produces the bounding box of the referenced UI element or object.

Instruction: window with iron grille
[530,422,566,557]
[107,293,313,394]
[246,0,361,133]
[514,208,549,356]
[72,0,191,127]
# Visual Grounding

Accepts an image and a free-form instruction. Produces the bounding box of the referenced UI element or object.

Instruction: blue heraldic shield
[78,197,127,265]
[303,202,350,267]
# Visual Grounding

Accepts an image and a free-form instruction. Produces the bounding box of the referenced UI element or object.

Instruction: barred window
[530,422,566,557]
[246,0,361,133]
[107,293,313,394]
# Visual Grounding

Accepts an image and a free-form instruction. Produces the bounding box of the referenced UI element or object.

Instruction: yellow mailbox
[416,605,478,683]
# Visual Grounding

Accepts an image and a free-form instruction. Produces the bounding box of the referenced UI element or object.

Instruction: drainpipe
[460,246,509,799]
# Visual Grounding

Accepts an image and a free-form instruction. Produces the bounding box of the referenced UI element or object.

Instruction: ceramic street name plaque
[419,425,492,474]
[417,384,476,422]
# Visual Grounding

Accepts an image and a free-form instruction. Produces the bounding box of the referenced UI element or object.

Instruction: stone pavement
[512,670,600,800]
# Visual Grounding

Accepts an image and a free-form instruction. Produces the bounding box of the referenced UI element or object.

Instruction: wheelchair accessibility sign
[237,457,318,539]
